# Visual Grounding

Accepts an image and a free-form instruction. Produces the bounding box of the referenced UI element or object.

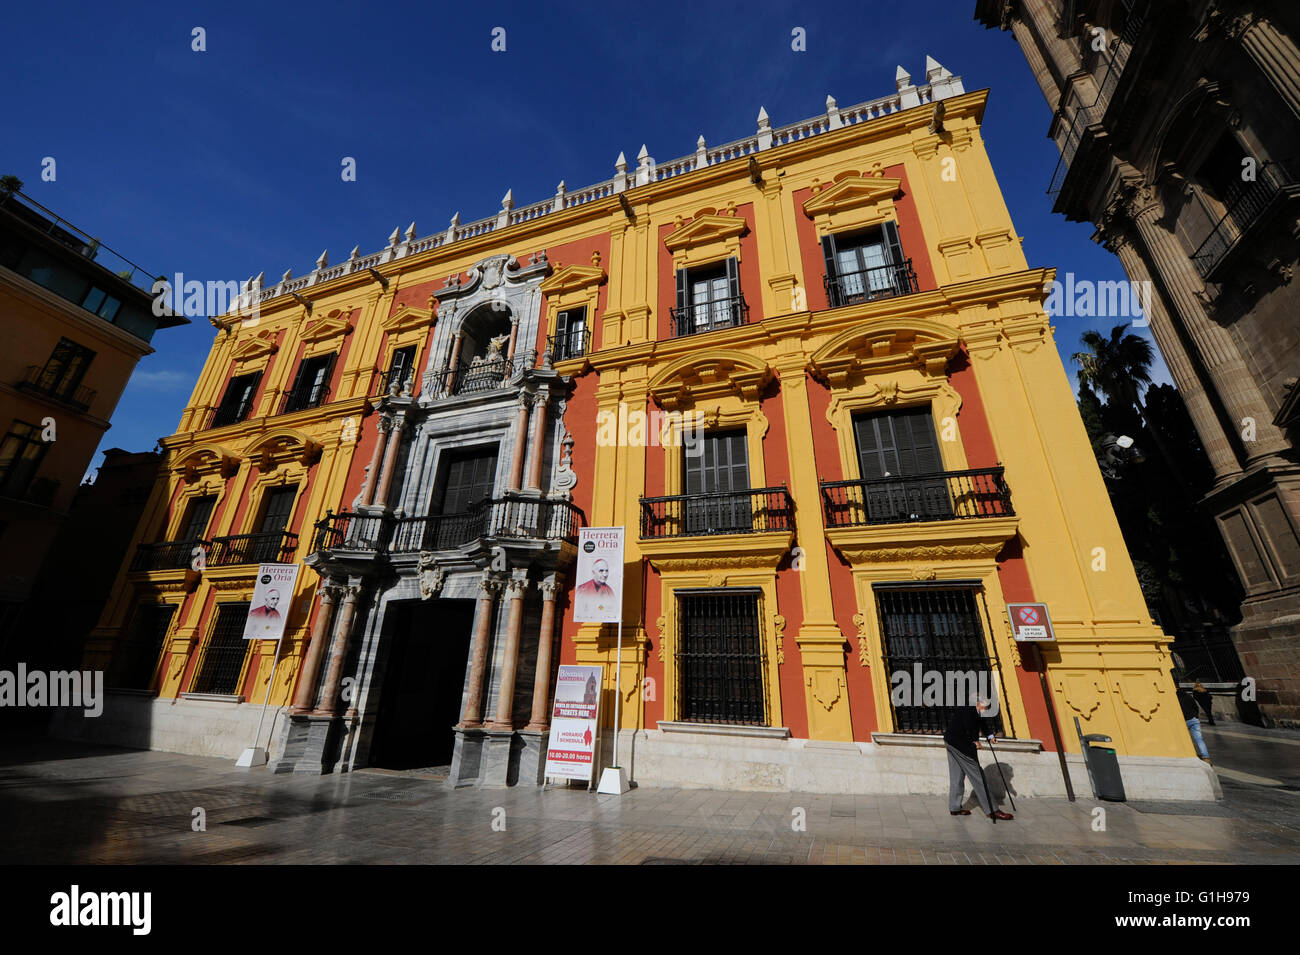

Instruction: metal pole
[612,610,623,768]
[250,633,285,754]
[1034,643,1075,801]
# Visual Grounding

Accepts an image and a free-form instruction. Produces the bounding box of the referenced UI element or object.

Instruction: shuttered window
[852,409,952,522]
[213,371,261,426]
[259,486,297,534]
[284,353,336,412]
[674,258,744,335]
[822,221,908,306]
[683,430,751,534]
[179,495,217,541]
[554,307,587,360]
[435,447,498,515]
[37,338,96,400]
[383,345,417,394]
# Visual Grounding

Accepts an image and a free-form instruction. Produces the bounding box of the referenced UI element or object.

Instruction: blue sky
[3,0,1169,474]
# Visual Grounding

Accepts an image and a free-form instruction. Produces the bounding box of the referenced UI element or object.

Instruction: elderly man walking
[944,696,1013,821]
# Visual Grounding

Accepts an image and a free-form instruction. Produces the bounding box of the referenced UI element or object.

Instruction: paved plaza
[2,723,1297,865]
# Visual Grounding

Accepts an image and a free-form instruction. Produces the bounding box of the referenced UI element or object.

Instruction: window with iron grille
[673,258,745,336]
[190,603,252,695]
[0,420,50,499]
[112,603,176,690]
[875,585,1003,736]
[852,408,953,522]
[381,345,417,395]
[37,338,96,401]
[821,221,914,307]
[178,495,217,542]
[676,590,767,725]
[283,353,336,413]
[554,307,587,360]
[212,371,261,427]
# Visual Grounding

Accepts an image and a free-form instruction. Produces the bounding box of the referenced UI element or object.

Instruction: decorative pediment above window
[539,258,606,297]
[300,311,352,344]
[648,349,773,410]
[246,428,322,471]
[664,212,748,269]
[809,317,960,386]
[382,300,437,334]
[802,174,903,236]
[173,444,241,482]
[231,331,278,365]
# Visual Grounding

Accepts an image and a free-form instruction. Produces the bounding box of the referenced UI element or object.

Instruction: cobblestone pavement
[2,725,1297,865]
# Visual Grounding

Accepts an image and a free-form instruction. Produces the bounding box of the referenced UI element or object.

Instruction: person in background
[1179,688,1211,762]
[1193,682,1216,726]
[943,695,1013,821]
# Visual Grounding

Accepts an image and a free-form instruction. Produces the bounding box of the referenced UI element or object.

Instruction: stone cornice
[826,515,1019,565]
[639,530,794,572]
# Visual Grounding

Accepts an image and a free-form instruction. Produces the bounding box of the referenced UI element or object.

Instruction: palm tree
[1072,324,1189,499]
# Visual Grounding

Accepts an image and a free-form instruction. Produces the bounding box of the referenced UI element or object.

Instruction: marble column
[459,573,502,728]
[291,581,340,714]
[523,393,549,492]
[507,393,530,491]
[445,333,464,395]
[1107,224,1242,483]
[1237,14,1300,119]
[487,574,529,731]
[372,416,405,507]
[360,416,391,507]
[1128,188,1290,463]
[312,583,361,717]
[506,316,519,364]
[526,575,563,731]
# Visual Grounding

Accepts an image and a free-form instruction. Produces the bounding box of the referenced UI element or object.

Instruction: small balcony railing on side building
[131,538,209,572]
[820,467,1013,528]
[17,365,97,412]
[639,487,794,539]
[548,328,592,363]
[1191,161,1295,279]
[206,531,298,566]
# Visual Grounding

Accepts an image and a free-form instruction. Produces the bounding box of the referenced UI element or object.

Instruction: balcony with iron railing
[670,294,749,338]
[824,260,919,309]
[311,496,582,556]
[548,328,592,363]
[280,384,331,415]
[820,468,1013,528]
[131,538,209,572]
[426,350,537,398]
[1191,162,1296,280]
[17,365,96,412]
[639,486,794,539]
[207,530,298,566]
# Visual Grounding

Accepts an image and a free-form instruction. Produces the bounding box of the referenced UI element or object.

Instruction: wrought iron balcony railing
[548,328,592,362]
[17,365,97,411]
[820,467,1013,528]
[281,384,331,415]
[669,294,749,338]
[426,350,536,397]
[131,538,209,572]
[208,401,254,429]
[824,260,919,308]
[312,497,583,556]
[639,486,794,539]
[1191,161,1295,279]
[207,530,298,566]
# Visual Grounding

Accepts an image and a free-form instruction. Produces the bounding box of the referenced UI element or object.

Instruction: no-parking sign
[1007,602,1055,642]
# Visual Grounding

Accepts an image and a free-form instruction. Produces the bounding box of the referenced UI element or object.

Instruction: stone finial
[282,268,293,282]
[501,189,514,209]
[695,135,708,168]
[349,245,360,259]
[697,135,706,149]
[895,65,912,89]
[388,226,400,247]
[404,222,417,241]
[450,211,460,226]
[253,271,264,289]
[757,106,772,150]
[637,144,649,162]
[316,250,328,270]
[757,106,770,128]
[591,250,601,267]
[614,151,627,173]
[925,54,947,80]
[826,93,842,130]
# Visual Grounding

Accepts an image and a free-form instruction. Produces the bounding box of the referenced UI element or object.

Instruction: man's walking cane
[985,736,1016,812]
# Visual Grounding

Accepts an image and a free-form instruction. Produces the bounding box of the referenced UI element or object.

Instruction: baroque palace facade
[72,58,1216,798]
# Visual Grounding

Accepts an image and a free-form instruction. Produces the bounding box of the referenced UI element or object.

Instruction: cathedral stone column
[459,572,503,728]
[372,417,406,507]
[487,573,530,731]
[360,416,390,507]
[1106,223,1242,483]
[523,393,549,492]
[507,393,530,491]
[526,575,563,730]
[291,581,340,714]
[311,583,362,717]
[1127,187,1290,464]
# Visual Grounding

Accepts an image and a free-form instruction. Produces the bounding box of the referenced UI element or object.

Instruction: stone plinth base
[269,713,344,775]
